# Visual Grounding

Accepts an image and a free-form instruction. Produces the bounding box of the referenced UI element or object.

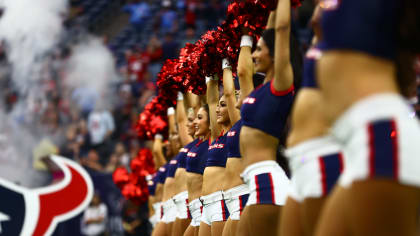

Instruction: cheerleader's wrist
[240,35,253,48]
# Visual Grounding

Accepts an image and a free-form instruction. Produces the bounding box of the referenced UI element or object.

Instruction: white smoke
[0,0,67,92]
[0,0,119,187]
[64,37,118,110]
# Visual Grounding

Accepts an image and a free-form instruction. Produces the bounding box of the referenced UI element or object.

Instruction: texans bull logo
[0,155,94,236]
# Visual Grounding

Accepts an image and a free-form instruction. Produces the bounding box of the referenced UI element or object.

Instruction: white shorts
[173,191,191,219]
[223,184,249,220]
[286,136,344,202]
[200,191,230,225]
[241,160,291,206]
[331,94,420,188]
[189,198,202,227]
[151,202,161,226]
[162,199,177,223]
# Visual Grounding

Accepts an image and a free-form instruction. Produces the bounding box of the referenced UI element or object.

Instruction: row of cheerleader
[140,0,420,235]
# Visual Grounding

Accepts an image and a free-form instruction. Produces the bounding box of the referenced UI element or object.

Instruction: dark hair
[253,72,265,88]
[260,29,303,92]
[395,0,420,97]
[262,29,275,58]
[201,104,210,124]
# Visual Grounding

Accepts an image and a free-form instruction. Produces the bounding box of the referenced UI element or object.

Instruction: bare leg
[173,219,191,236]
[165,222,174,236]
[238,205,282,236]
[184,225,195,236]
[280,197,304,236]
[198,222,211,236]
[301,198,326,236]
[316,181,420,236]
[152,222,167,236]
[222,219,232,236]
[211,221,226,236]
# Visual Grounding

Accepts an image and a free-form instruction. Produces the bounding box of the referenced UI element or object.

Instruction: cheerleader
[314,0,420,235]
[221,44,266,236]
[172,93,200,236]
[198,60,239,236]
[280,5,344,236]
[236,0,302,234]
[148,173,159,228]
[184,105,211,236]
[162,130,182,235]
[152,160,169,236]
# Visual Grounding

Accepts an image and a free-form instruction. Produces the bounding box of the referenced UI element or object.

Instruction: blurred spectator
[122,200,150,236]
[146,35,163,63]
[82,149,104,172]
[125,48,151,83]
[104,154,120,173]
[179,26,196,48]
[161,33,179,60]
[87,106,115,146]
[114,142,131,168]
[71,87,99,118]
[159,0,178,33]
[81,193,108,236]
[60,124,80,160]
[87,106,115,164]
[184,0,197,28]
[123,0,152,28]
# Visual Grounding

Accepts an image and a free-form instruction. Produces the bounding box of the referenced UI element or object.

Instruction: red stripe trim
[239,196,243,215]
[318,157,327,195]
[338,152,344,173]
[368,124,375,178]
[161,205,164,219]
[390,120,399,180]
[221,200,227,221]
[186,199,192,219]
[268,173,275,204]
[254,175,261,204]
[270,80,295,96]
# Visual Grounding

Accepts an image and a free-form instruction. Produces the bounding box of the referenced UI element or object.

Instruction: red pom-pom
[112,167,130,189]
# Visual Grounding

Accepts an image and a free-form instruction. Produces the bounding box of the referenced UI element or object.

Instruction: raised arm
[176,92,194,146]
[186,92,200,114]
[167,107,176,135]
[152,135,166,168]
[237,32,255,102]
[222,59,241,124]
[273,0,294,91]
[206,75,222,141]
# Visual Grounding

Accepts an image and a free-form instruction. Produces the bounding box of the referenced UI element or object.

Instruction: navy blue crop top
[226,120,243,158]
[178,139,200,169]
[206,133,228,167]
[302,46,322,88]
[319,0,399,60]
[156,164,169,184]
[148,174,157,196]
[166,157,178,178]
[186,139,210,174]
[241,80,295,139]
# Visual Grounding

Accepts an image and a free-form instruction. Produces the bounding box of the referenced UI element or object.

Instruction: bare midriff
[202,166,226,196]
[240,126,279,169]
[173,168,188,195]
[287,88,330,148]
[317,51,398,124]
[155,184,163,203]
[163,177,176,201]
[187,172,203,201]
[223,158,244,190]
